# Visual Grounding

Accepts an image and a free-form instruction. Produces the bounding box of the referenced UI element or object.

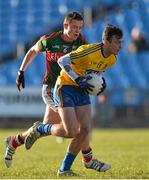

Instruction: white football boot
[83,158,111,172]
[4,136,16,168]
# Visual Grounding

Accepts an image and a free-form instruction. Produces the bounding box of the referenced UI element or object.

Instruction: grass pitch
[0,128,149,179]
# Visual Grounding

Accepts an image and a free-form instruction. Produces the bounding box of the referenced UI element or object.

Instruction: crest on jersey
[63,48,68,53]
[62,45,69,53]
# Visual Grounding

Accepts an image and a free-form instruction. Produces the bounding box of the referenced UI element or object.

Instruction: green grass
[0,128,149,179]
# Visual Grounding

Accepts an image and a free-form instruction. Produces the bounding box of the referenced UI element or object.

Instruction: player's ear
[64,23,69,29]
[103,39,110,46]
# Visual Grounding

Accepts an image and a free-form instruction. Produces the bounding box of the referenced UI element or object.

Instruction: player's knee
[65,128,79,138]
[80,126,90,137]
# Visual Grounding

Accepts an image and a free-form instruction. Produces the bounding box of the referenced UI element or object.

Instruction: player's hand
[75,76,94,93]
[16,70,25,91]
[97,77,106,95]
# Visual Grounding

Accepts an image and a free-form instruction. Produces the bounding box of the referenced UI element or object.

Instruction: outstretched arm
[16,44,39,91]
[19,44,38,71]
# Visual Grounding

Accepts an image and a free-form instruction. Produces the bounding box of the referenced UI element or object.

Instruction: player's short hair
[64,11,84,24]
[102,24,123,42]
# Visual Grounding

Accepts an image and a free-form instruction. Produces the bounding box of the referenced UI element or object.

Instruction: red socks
[82,147,92,163]
[12,134,24,149]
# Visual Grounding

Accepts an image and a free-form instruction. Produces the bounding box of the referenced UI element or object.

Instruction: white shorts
[42,84,57,111]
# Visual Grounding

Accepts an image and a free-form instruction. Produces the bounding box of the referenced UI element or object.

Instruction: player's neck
[61,34,74,42]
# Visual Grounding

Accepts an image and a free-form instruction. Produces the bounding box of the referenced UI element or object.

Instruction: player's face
[108,35,123,55]
[64,19,84,41]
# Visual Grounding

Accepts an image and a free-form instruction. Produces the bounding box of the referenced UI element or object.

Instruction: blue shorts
[53,84,91,107]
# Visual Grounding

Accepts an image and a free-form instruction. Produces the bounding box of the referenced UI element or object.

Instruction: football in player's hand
[86,72,106,96]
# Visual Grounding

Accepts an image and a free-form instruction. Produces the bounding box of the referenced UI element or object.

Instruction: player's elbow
[58,53,71,67]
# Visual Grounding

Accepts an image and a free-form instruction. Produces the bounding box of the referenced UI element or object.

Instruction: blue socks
[60,152,76,172]
[36,124,52,135]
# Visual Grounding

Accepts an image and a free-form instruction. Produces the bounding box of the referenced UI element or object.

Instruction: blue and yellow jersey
[57,43,117,86]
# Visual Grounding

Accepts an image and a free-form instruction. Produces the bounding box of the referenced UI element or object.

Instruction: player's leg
[67,104,92,154]
[25,106,79,150]
[57,108,84,176]
[4,107,50,168]
[4,85,57,168]
[81,136,111,172]
[4,119,34,167]
[76,105,111,172]
[4,122,42,168]
[58,103,111,176]
[23,105,62,145]
[4,134,25,168]
[24,85,80,149]
[57,86,92,176]
[43,105,60,124]
[58,104,91,176]
[43,105,64,143]
[42,84,61,125]
[24,86,88,175]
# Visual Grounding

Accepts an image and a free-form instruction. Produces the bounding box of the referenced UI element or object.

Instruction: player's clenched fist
[75,76,94,93]
[16,70,25,91]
